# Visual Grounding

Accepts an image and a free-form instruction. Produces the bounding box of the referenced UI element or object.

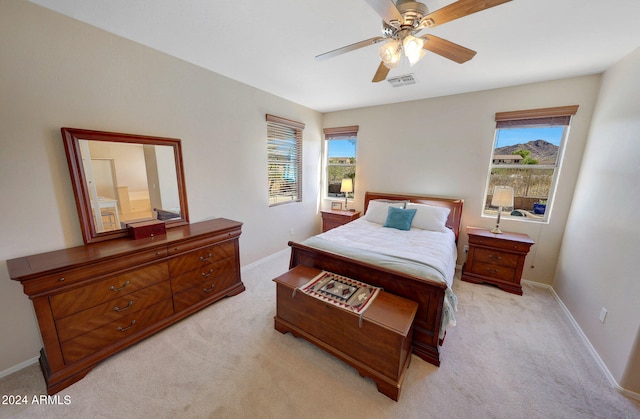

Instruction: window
[324,126,358,200]
[483,105,578,222]
[267,114,304,206]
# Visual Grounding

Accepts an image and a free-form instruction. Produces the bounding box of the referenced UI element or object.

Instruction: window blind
[266,114,304,206]
[495,105,578,128]
[323,125,359,139]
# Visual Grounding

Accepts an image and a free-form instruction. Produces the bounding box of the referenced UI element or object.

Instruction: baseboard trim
[522,279,640,402]
[0,356,39,379]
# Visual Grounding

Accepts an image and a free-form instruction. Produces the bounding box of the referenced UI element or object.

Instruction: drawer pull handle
[200,253,212,262]
[109,280,130,292]
[116,320,136,332]
[488,255,502,261]
[113,301,134,312]
[201,269,214,278]
[487,268,499,274]
[59,277,65,282]
[155,252,162,256]
[203,284,216,293]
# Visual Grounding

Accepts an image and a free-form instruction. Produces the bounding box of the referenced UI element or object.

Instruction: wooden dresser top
[467,226,535,245]
[7,218,242,281]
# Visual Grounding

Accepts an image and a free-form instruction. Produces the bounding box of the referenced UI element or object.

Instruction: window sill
[481,209,549,224]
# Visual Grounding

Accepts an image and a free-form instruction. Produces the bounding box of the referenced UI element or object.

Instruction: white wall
[0,0,322,373]
[323,75,601,284]
[554,47,640,393]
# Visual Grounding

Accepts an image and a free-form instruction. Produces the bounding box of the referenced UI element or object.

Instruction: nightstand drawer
[473,248,518,268]
[321,210,360,232]
[469,261,517,282]
[470,236,532,252]
[462,227,535,295]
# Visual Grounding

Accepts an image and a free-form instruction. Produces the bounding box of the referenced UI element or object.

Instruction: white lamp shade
[491,186,514,208]
[340,178,353,193]
[407,49,426,66]
[378,40,401,69]
[403,35,425,66]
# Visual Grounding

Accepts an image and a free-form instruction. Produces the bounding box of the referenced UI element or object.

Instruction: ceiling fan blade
[315,36,386,61]
[422,0,511,29]
[365,0,403,24]
[372,62,390,83]
[422,35,477,63]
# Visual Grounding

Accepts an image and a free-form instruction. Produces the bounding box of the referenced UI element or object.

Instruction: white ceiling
[29,0,640,113]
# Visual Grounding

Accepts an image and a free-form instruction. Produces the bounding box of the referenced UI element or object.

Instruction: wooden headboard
[364,192,464,242]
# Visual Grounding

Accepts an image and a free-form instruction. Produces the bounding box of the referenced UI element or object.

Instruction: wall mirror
[62,128,189,243]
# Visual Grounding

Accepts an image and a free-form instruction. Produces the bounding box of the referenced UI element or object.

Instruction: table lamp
[340,178,353,210]
[490,186,514,234]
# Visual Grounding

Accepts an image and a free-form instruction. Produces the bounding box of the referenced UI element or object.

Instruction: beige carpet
[2,249,639,419]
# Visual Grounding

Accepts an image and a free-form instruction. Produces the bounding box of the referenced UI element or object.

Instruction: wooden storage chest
[273,265,417,401]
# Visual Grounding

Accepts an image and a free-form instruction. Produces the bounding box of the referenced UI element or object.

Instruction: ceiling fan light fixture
[403,35,425,65]
[378,40,402,68]
[318,0,512,83]
[407,48,426,66]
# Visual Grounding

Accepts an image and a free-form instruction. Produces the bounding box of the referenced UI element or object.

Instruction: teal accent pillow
[383,207,417,231]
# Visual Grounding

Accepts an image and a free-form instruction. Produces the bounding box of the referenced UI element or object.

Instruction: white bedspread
[302,218,458,338]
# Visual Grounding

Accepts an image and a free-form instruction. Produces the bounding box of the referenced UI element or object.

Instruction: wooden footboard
[288,241,447,366]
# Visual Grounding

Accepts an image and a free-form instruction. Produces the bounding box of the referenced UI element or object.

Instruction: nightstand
[321,210,361,232]
[462,227,535,295]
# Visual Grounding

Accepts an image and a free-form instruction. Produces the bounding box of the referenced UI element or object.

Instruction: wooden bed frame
[288,192,464,366]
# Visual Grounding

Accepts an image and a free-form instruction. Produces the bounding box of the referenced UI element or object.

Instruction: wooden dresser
[462,227,534,295]
[7,218,244,394]
[320,210,360,232]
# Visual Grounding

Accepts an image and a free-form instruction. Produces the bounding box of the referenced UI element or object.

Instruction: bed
[288,192,463,366]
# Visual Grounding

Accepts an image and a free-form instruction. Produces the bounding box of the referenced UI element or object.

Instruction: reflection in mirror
[80,141,181,232]
[62,128,189,243]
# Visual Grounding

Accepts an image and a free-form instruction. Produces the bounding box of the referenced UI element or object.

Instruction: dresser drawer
[61,298,173,364]
[29,248,167,295]
[173,270,239,312]
[50,263,170,319]
[56,282,172,343]
[168,241,235,276]
[167,235,231,256]
[469,261,517,282]
[170,257,235,294]
[472,248,519,268]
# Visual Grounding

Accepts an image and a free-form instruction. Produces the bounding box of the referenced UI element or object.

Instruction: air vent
[387,74,416,87]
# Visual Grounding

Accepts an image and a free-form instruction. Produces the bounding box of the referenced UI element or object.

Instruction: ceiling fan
[316,0,512,82]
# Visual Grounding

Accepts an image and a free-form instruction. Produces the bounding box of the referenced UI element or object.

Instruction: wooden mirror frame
[62,128,190,244]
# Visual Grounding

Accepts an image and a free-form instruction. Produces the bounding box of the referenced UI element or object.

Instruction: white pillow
[406,203,450,232]
[364,200,406,224]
